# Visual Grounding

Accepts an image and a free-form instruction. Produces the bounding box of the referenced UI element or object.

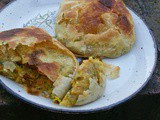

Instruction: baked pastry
[0,27,78,98]
[55,0,135,58]
[0,27,120,107]
[59,57,120,107]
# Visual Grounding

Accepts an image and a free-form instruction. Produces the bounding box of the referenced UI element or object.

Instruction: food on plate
[0,27,120,107]
[0,26,78,97]
[55,0,135,58]
[59,57,120,107]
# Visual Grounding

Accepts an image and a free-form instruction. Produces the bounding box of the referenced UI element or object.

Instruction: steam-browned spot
[74,0,132,35]
[76,2,109,34]
[37,62,60,82]
[26,28,52,41]
[28,50,45,65]
[118,15,132,34]
[0,27,52,42]
[0,29,24,40]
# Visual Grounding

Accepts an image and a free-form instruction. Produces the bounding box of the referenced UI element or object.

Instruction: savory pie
[55,0,135,58]
[60,57,120,106]
[0,27,78,98]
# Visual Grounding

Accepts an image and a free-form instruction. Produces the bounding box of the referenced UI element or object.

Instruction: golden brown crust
[0,27,78,96]
[37,62,61,82]
[76,2,109,34]
[0,29,23,40]
[0,27,52,42]
[0,26,53,50]
[118,15,132,34]
[55,0,136,58]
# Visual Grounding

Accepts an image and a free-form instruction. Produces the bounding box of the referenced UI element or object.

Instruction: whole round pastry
[55,0,136,58]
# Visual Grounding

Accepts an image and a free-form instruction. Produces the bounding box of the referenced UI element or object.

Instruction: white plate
[0,0,157,113]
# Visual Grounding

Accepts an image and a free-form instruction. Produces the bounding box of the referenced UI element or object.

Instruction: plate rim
[0,0,158,114]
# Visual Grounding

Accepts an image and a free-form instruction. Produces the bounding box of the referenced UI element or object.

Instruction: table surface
[0,0,160,119]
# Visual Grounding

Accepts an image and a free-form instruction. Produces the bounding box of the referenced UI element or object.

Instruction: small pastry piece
[60,57,120,107]
[0,27,78,97]
[55,0,135,58]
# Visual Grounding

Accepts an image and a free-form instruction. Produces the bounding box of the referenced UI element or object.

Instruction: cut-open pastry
[60,57,120,106]
[0,27,120,107]
[0,27,78,98]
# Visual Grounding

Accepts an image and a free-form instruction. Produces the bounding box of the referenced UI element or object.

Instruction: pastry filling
[0,45,53,97]
[60,57,107,106]
[0,44,119,107]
